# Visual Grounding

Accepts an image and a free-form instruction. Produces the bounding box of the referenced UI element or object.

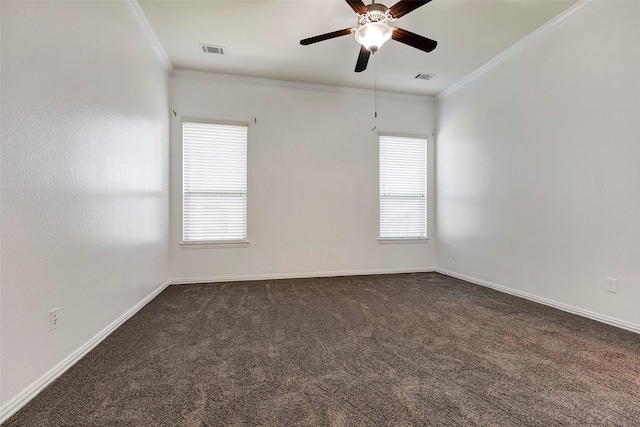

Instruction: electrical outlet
[50,308,59,330]
[451,250,456,260]
[329,249,336,258]
[605,278,618,294]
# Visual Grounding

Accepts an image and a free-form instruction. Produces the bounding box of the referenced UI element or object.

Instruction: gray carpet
[5,272,640,426]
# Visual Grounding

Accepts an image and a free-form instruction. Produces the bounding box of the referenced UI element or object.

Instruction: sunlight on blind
[183,122,247,242]
[379,135,427,239]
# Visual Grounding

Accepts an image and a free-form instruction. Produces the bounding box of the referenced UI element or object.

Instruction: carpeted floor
[5,272,640,426]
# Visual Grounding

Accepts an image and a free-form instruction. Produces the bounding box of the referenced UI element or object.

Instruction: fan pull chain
[374,52,378,118]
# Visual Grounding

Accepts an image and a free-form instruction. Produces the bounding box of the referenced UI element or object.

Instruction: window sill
[180,240,249,249]
[378,238,429,244]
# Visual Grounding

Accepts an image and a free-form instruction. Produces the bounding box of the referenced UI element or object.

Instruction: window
[379,134,427,240]
[183,121,247,243]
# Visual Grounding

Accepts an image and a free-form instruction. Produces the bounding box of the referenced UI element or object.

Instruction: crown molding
[171,69,436,103]
[125,0,173,72]
[436,0,593,102]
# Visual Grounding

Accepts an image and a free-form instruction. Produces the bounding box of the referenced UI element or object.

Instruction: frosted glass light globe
[355,22,393,53]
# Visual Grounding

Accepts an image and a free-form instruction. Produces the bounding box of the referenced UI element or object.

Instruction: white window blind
[183,122,247,242]
[379,135,427,239]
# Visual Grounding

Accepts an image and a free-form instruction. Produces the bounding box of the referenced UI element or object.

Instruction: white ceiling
[138,0,578,96]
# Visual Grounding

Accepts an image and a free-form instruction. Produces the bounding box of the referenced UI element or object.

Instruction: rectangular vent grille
[201,44,226,55]
[414,73,435,80]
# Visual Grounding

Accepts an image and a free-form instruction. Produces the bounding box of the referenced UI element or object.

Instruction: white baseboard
[436,268,640,335]
[171,267,436,285]
[0,280,171,424]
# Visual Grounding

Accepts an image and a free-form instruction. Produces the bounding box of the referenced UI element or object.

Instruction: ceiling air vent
[414,73,436,81]
[200,44,226,55]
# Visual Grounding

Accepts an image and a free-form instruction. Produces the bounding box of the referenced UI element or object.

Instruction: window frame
[180,118,249,248]
[378,132,428,242]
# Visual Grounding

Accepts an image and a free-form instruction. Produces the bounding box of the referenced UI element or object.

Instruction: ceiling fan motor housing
[359,3,391,25]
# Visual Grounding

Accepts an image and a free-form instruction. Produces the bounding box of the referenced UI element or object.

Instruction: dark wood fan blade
[389,0,431,19]
[300,28,353,45]
[346,0,368,15]
[355,45,371,72]
[391,27,437,52]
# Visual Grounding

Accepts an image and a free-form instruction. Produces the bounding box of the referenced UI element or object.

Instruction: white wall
[4,0,637,420]
[436,1,640,327]
[0,0,170,413]
[170,72,437,281]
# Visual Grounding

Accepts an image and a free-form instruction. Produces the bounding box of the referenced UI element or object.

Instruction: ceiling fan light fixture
[299,0,437,73]
[355,22,393,53]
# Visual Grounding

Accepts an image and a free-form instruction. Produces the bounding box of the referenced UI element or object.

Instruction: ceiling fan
[300,0,437,73]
